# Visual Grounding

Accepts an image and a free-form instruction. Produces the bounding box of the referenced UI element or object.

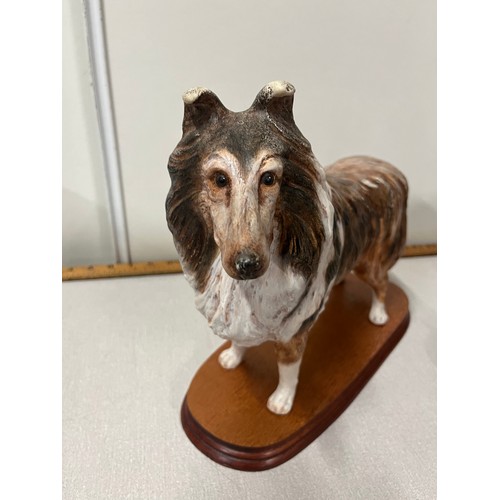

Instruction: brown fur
[275,330,309,364]
[275,156,408,365]
[326,155,408,302]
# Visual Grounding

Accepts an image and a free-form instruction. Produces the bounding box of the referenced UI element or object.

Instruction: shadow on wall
[407,199,436,245]
[62,189,115,267]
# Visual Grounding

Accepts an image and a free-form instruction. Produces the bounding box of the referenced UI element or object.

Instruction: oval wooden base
[181,274,410,471]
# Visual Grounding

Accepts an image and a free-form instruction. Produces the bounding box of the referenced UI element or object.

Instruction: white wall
[104,0,436,262]
[62,0,115,266]
[63,0,436,265]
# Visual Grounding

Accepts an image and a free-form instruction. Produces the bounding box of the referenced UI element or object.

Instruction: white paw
[369,301,389,325]
[218,346,244,369]
[267,386,296,415]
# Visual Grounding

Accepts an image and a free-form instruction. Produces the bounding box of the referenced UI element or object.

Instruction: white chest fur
[193,167,336,347]
[195,254,307,346]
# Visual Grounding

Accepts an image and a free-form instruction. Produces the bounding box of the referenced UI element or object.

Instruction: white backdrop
[63,0,116,265]
[63,0,436,265]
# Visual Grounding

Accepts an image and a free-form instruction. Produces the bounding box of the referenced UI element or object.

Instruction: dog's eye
[214,173,229,188]
[260,172,276,186]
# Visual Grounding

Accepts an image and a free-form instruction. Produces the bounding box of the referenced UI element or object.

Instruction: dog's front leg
[218,342,247,369]
[267,331,308,415]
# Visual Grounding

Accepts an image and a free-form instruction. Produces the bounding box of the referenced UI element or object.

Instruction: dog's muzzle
[234,252,263,280]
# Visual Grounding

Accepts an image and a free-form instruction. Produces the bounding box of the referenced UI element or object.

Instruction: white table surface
[63,256,436,499]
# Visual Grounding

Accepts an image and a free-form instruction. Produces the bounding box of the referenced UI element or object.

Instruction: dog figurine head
[166,81,325,290]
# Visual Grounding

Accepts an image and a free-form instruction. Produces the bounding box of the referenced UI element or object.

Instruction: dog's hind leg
[268,330,308,415]
[368,282,389,325]
[354,262,390,326]
[218,342,247,369]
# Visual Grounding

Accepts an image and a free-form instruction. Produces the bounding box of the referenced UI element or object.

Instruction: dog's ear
[251,81,296,123]
[181,87,227,134]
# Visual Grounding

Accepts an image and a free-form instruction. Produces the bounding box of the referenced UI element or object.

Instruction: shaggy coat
[166,81,407,414]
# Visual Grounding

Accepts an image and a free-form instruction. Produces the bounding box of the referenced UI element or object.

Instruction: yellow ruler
[62,244,436,282]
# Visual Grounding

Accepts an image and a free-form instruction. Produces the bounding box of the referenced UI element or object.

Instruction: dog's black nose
[235,252,261,279]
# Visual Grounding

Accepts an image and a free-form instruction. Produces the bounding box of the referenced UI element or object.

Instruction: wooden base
[181,274,410,471]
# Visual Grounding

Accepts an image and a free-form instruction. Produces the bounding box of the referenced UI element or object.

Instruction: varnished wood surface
[62,244,435,281]
[181,273,409,470]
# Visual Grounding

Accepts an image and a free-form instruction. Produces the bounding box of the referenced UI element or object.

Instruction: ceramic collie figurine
[166,81,408,415]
